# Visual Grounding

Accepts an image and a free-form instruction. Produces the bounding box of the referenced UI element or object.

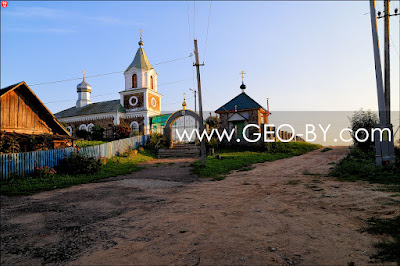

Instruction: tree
[349,109,378,152]
[206,115,219,129]
[91,125,105,141]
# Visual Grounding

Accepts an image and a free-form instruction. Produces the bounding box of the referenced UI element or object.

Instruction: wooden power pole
[193,39,206,165]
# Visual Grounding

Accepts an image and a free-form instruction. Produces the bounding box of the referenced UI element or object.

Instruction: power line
[29,54,193,87]
[203,0,213,63]
[44,77,195,105]
[390,36,399,58]
[185,0,192,44]
[193,0,196,39]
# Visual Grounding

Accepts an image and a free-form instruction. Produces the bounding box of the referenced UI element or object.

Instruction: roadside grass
[330,146,400,263]
[321,147,333,152]
[75,140,108,148]
[192,142,321,180]
[0,150,154,196]
[329,147,400,192]
[302,170,324,176]
[363,216,400,264]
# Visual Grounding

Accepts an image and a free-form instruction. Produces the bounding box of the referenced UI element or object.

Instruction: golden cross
[140,29,143,40]
[183,92,186,101]
[240,70,246,83]
[83,70,86,79]
[234,105,237,112]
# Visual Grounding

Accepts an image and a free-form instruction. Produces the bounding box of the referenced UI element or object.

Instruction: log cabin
[0,81,73,151]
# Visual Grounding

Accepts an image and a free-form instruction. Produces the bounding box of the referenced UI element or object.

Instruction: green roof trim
[125,47,153,72]
[215,92,267,113]
[54,100,125,119]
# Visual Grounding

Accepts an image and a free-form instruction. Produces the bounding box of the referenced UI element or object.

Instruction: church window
[150,76,154,90]
[129,96,138,107]
[87,123,95,132]
[130,121,139,133]
[132,74,137,88]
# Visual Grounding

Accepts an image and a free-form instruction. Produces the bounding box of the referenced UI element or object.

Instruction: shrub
[0,136,20,153]
[206,115,219,129]
[33,166,56,178]
[206,137,219,149]
[131,130,140,137]
[114,124,130,139]
[91,125,105,141]
[349,109,378,152]
[56,153,101,175]
[145,133,166,151]
[98,156,108,165]
[76,129,90,140]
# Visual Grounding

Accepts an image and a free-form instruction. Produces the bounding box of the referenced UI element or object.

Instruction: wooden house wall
[0,88,52,134]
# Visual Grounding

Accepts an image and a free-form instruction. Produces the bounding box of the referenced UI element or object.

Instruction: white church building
[55,35,162,138]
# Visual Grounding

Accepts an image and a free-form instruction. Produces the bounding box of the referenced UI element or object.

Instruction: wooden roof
[0,81,71,136]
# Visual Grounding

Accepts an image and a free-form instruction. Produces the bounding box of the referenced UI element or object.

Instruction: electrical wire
[185,0,192,44]
[193,0,196,39]
[203,0,213,63]
[29,54,193,87]
[43,77,195,105]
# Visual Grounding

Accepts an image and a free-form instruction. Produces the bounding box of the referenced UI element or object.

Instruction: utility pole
[369,0,396,165]
[189,88,197,113]
[384,0,391,125]
[377,0,398,164]
[193,39,206,165]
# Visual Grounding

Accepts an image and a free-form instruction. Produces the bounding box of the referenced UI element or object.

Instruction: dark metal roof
[215,92,267,113]
[54,100,125,119]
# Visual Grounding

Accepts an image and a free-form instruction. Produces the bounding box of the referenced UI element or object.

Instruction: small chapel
[55,33,162,138]
[215,77,269,140]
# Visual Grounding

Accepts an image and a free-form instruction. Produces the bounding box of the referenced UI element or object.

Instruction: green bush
[330,147,400,187]
[0,136,20,153]
[56,153,101,175]
[114,124,130,139]
[349,109,378,152]
[91,125,105,141]
[76,129,90,140]
[145,133,166,151]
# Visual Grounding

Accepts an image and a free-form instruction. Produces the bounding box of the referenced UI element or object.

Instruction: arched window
[132,74,137,88]
[150,76,154,90]
[130,121,139,133]
[79,124,87,131]
[66,126,72,135]
[87,123,95,132]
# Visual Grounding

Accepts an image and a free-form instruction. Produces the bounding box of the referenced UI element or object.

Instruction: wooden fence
[0,135,149,179]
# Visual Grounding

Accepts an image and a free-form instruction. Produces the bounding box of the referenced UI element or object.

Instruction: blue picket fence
[0,135,149,179]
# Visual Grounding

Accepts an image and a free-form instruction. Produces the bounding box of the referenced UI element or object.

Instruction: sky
[1,1,399,116]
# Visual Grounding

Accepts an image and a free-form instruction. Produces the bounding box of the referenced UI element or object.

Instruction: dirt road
[1,147,398,265]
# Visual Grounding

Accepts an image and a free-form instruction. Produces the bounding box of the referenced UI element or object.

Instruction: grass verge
[75,140,108,148]
[192,142,321,180]
[0,151,154,196]
[330,146,399,263]
[363,216,400,264]
[329,147,400,191]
